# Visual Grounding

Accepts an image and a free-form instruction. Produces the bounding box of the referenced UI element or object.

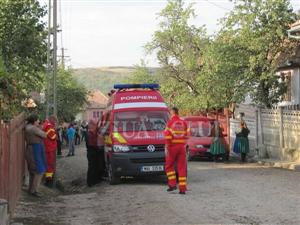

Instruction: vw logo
[147,145,155,152]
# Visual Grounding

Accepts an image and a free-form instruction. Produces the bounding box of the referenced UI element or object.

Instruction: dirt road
[12,145,300,225]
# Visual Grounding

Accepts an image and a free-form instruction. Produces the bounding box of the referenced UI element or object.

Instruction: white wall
[278,68,300,106]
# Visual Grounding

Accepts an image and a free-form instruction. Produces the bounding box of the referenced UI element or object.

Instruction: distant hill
[71,66,158,94]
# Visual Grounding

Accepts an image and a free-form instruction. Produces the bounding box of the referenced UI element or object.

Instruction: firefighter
[43,115,58,187]
[86,119,105,186]
[164,107,188,195]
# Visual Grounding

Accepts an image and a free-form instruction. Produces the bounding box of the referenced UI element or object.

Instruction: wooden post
[279,107,285,159]
[258,108,264,145]
[255,109,259,150]
[224,108,230,151]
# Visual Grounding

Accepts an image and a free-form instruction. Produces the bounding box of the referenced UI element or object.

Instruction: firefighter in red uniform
[164,107,188,194]
[43,115,57,187]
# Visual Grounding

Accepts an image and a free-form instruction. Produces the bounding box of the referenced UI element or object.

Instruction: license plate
[141,165,164,172]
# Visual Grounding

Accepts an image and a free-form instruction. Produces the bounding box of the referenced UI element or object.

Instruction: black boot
[167,186,177,192]
[241,153,246,162]
[45,178,54,188]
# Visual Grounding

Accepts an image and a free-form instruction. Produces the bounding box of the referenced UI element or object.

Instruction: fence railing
[230,107,300,161]
[0,113,26,215]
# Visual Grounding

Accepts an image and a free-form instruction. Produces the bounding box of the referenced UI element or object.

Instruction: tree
[219,0,300,107]
[146,0,209,110]
[125,61,158,84]
[0,0,47,119]
[54,69,88,122]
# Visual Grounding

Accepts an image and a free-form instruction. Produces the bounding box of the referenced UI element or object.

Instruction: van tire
[107,161,121,185]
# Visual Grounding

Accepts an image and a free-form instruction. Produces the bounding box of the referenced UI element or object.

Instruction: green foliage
[0,0,47,119]
[48,69,88,122]
[146,0,208,93]
[125,61,158,84]
[147,0,300,111]
[0,57,25,120]
[219,0,299,107]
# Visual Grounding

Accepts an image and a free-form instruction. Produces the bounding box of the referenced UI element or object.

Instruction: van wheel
[186,147,193,161]
[107,161,120,185]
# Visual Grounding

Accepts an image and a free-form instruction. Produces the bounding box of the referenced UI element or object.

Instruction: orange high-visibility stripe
[166,171,176,176]
[50,134,57,140]
[113,132,127,144]
[168,175,176,180]
[45,172,53,178]
[172,130,187,134]
[105,136,113,145]
[165,135,172,140]
[171,139,186,144]
[178,177,186,181]
[46,128,55,134]
[179,182,187,186]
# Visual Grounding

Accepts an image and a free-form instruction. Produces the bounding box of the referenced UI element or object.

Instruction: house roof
[288,20,300,39]
[290,20,300,29]
[87,90,108,109]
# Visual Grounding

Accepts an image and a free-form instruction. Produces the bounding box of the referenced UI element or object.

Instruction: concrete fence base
[0,199,9,225]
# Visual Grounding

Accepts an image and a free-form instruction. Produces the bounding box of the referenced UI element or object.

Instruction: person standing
[43,115,58,187]
[86,119,105,187]
[75,124,81,145]
[233,121,250,162]
[56,125,63,156]
[67,123,76,156]
[81,121,88,142]
[210,121,226,162]
[164,107,188,195]
[25,114,47,197]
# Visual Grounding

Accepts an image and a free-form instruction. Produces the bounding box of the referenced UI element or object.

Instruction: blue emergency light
[114,84,160,90]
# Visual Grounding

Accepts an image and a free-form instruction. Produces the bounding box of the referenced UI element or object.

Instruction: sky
[39,0,300,68]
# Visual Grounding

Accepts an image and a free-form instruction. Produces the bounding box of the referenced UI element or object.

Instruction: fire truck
[99,84,169,184]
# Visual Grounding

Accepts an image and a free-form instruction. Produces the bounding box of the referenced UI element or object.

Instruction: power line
[203,0,231,11]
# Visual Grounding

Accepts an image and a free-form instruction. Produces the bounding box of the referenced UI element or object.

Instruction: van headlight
[196,145,204,148]
[113,145,130,152]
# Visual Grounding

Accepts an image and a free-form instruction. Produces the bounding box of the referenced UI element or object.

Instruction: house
[288,20,300,40]
[78,90,108,122]
[277,20,300,109]
[276,58,300,109]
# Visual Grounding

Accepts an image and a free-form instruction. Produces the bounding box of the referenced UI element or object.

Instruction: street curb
[0,199,9,225]
[257,160,300,171]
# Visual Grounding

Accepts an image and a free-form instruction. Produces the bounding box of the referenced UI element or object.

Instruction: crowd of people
[24,114,90,197]
[24,110,250,197]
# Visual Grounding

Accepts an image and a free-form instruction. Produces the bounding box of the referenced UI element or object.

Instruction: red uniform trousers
[45,151,56,180]
[165,143,187,192]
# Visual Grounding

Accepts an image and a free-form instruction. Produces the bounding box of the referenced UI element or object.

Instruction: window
[93,111,97,118]
[281,72,292,102]
[188,121,212,137]
[114,111,169,132]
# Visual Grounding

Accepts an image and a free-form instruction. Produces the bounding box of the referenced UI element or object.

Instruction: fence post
[278,107,285,159]
[258,108,264,146]
[255,109,259,150]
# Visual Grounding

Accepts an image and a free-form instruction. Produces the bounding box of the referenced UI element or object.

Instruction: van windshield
[114,111,169,132]
[188,121,212,137]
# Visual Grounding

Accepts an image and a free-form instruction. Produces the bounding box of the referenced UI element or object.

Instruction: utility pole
[46,0,52,118]
[61,47,65,70]
[58,48,70,69]
[53,0,58,117]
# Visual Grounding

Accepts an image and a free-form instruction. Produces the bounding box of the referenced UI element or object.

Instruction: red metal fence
[0,113,26,215]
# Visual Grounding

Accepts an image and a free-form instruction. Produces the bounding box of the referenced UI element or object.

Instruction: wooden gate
[0,113,26,215]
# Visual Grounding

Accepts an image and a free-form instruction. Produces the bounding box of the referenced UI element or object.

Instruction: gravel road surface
[12,144,300,225]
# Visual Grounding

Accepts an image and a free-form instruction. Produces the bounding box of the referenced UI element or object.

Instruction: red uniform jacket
[164,115,188,146]
[43,120,57,152]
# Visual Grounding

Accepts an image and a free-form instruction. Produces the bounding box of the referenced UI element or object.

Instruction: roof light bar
[114,84,160,90]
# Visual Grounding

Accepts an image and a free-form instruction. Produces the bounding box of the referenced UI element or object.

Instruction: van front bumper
[110,151,166,177]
